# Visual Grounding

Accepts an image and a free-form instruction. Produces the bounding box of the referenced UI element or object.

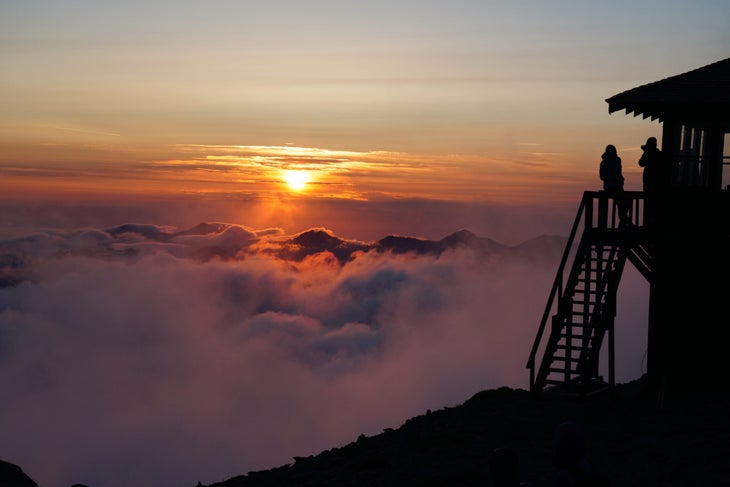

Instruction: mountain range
[0,224,568,287]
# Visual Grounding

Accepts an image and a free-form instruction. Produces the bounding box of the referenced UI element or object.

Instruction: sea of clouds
[0,222,648,487]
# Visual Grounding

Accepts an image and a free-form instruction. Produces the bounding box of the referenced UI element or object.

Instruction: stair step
[553,355,581,363]
[557,335,589,342]
[563,310,593,316]
[557,332,590,338]
[558,331,592,337]
[584,257,619,264]
[553,355,580,362]
[544,378,580,385]
[582,264,619,270]
[573,288,600,294]
[554,317,590,323]
[558,325,592,331]
[559,319,592,325]
[548,367,577,374]
[571,299,595,306]
[576,282,609,290]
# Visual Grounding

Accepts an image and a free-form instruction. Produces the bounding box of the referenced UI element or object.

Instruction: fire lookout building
[527,57,730,397]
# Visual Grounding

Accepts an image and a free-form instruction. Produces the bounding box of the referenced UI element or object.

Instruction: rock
[0,459,37,487]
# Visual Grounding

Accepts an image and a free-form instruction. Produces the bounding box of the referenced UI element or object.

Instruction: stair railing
[526,190,644,391]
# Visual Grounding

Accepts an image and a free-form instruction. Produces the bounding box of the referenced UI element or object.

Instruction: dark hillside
[198,376,730,487]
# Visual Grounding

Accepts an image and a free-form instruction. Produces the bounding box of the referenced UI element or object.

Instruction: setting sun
[283,170,311,191]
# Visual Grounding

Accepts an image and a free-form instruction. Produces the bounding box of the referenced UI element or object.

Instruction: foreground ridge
[196,377,730,487]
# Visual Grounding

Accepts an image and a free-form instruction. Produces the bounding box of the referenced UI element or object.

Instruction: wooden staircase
[527,191,651,395]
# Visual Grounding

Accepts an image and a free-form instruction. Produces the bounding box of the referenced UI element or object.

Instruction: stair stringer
[533,231,627,392]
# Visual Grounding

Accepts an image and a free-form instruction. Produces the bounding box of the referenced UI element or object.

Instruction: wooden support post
[608,316,615,388]
[597,193,608,229]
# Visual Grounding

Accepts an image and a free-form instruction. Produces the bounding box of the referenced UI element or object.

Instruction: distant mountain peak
[291,229,342,247]
[175,222,231,236]
[376,235,442,255]
[439,229,478,246]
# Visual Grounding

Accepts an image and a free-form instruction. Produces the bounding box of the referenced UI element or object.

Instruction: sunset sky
[2,1,728,241]
[3,3,728,487]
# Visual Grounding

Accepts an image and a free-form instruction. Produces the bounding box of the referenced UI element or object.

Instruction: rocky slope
[196,377,730,487]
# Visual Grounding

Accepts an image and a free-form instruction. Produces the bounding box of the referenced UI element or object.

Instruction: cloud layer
[0,222,647,487]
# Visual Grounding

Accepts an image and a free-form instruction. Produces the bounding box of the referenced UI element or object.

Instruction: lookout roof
[606,57,730,124]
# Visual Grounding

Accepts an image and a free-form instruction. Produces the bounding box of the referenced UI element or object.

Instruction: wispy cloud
[149,144,594,203]
[1,139,596,206]
[0,122,121,138]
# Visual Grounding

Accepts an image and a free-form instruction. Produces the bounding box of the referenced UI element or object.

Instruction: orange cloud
[0,141,595,207]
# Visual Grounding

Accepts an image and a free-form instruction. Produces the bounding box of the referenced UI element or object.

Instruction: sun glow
[283,170,311,191]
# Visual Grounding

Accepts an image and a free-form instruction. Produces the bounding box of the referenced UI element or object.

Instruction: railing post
[585,193,594,229]
[597,192,608,229]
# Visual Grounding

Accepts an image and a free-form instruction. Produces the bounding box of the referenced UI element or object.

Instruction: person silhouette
[599,144,630,227]
[638,136,665,193]
[638,136,668,227]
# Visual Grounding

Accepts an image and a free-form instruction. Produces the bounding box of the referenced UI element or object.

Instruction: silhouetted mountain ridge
[267,227,566,263]
[174,222,231,237]
[375,234,443,255]
[0,225,567,288]
[190,376,729,487]
[373,230,564,261]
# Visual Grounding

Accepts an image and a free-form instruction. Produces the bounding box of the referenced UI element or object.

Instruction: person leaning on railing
[600,144,631,227]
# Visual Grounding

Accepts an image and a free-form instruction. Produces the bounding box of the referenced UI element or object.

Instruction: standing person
[638,136,666,227]
[638,136,665,192]
[600,144,630,227]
